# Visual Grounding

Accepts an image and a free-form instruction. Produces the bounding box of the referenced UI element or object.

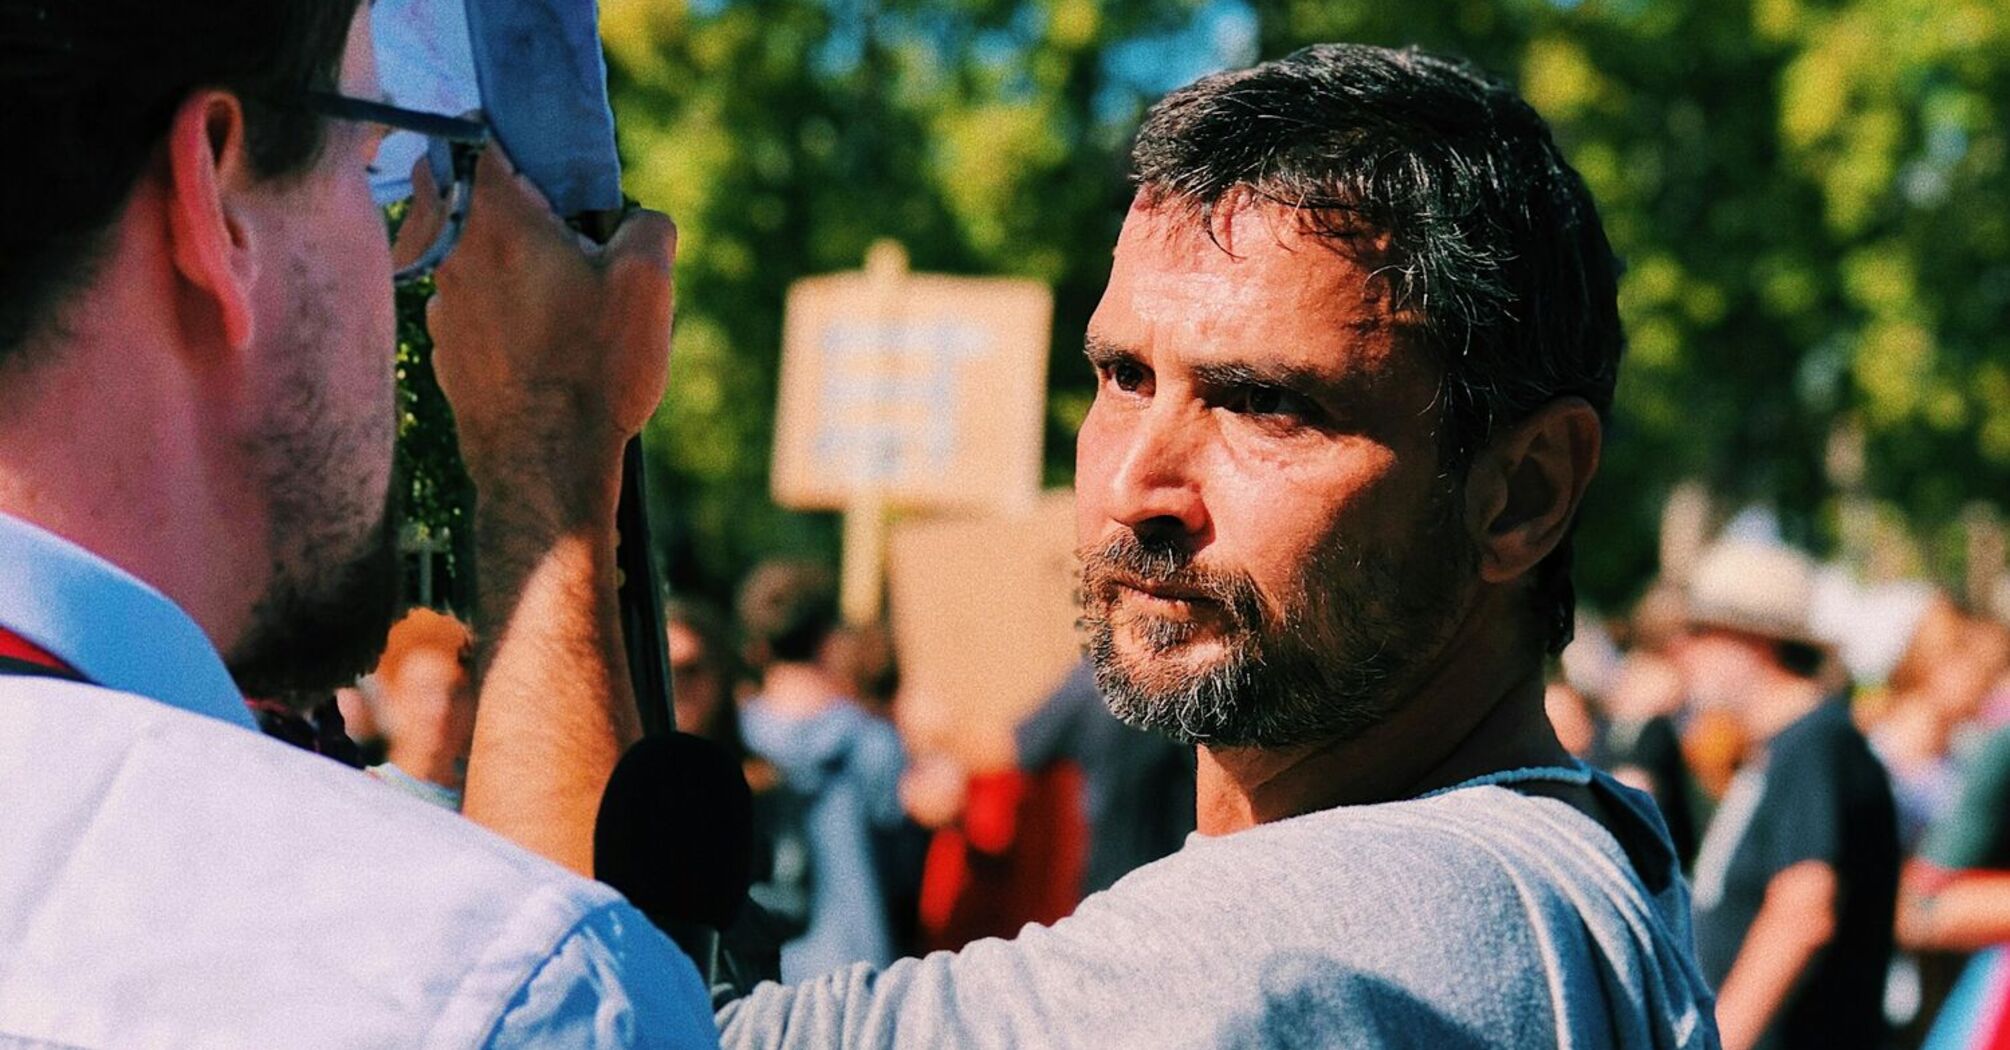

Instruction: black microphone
[594,733,755,978]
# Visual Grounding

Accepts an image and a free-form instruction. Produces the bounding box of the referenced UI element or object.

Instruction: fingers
[391,158,447,272]
[470,144,564,243]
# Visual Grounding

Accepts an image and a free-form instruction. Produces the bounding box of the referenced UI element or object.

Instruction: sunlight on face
[1072,198,1475,747]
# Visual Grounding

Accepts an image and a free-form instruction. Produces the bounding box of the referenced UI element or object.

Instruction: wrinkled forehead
[1097,196,1432,392]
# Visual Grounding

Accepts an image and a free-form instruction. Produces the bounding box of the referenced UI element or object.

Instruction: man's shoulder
[889,784,1715,1049]
[1108,784,1652,921]
[1773,698,1870,754]
[1769,701,1890,790]
[0,674,581,882]
[0,676,707,1047]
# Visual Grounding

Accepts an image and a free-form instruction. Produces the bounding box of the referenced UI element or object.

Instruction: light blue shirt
[0,513,718,1048]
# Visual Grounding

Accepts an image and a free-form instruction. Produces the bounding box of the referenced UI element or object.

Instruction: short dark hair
[737,561,841,665]
[0,0,362,361]
[1129,43,1623,655]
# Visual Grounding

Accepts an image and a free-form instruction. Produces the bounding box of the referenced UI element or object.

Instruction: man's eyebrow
[1189,358,1350,398]
[1082,334,1139,367]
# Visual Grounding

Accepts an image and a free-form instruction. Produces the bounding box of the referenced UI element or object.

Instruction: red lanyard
[0,624,360,766]
[0,626,84,682]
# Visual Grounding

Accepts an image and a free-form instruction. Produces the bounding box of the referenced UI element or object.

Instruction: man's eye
[1109,361,1148,393]
[1231,385,1317,422]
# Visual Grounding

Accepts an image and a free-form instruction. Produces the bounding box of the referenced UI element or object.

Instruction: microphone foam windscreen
[594,732,755,931]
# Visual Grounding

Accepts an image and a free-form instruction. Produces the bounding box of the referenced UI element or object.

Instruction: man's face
[1668,629,1770,712]
[225,5,400,696]
[668,621,726,736]
[1074,198,1477,748]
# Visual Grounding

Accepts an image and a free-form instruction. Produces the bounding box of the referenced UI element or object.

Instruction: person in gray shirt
[479,41,1720,1048]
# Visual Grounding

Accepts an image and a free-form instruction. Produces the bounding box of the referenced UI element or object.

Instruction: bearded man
[489,42,1720,1047]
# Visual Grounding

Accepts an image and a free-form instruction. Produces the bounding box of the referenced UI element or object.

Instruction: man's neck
[1192,596,1570,835]
[0,293,257,652]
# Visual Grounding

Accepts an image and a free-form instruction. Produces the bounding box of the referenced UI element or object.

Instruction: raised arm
[419,147,676,874]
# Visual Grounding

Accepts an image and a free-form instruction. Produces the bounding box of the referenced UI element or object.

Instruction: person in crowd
[334,676,389,765]
[1869,600,2010,848]
[667,598,812,993]
[359,607,478,808]
[247,684,368,766]
[1602,651,1702,867]
[893,676,1091,953]
[1545,677,1604,759]
[483,43,1719,1046]
[817,619,932,953]
[0,0,714,1042]
[823,621,903,721]
[1896,715,2010,1046]
[1015,658,1196,897]
[734,561,909,981]
[1677,539,1899,1050]
[668,597,743,747]
[901,727,1089,954]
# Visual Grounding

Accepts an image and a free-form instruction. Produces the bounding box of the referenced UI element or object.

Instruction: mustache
[1079,530,1266,625]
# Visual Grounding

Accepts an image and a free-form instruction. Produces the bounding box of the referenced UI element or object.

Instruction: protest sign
[774,242,1053,620]
[886,489,1081,771]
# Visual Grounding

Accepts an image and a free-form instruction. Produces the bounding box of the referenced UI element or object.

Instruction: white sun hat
[1686,538,1822,645]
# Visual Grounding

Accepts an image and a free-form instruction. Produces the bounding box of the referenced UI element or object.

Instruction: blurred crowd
[336,559,1195,988]
[1548,535,2010,1048]
[331,525,2010,1047]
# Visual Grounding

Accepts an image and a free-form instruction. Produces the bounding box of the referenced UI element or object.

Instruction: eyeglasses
[294,92,490,285]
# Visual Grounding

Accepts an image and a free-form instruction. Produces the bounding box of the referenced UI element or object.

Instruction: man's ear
[163,90,261,353]
[1463,398,1602,585]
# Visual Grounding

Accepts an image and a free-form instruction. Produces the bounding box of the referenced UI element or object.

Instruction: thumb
[391,157,448,273]
[602,207,678,281]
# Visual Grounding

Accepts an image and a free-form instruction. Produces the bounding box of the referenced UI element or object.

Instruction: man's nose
[1103,402,1209,540]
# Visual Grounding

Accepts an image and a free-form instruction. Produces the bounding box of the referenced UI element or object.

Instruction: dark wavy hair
[1129,43,1624,655]
[0,0,361,360]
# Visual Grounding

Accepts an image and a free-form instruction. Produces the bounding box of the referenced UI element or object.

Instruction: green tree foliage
[599,0,1207,602]
[1252,0,2010,598]
[394,270,476,611]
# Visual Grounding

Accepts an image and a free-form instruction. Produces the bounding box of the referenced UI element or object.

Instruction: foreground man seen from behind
[485,44,1723,1048]
[0,1,714,1044]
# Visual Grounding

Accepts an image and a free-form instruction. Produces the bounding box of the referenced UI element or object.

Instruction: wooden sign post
[772,241,1054,623]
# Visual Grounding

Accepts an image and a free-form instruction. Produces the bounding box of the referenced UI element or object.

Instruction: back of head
[736,561,839,667]
[0,0,358,361]
[1128,43,1622,654]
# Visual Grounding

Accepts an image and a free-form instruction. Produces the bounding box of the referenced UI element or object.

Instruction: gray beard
[1080,496,1473,749]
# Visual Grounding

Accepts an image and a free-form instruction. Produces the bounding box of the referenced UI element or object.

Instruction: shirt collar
[0,512,255,730]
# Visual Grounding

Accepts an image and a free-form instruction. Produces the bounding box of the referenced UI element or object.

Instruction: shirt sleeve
[713,790,1718,1050]
[1919,727,2010,871]
[488,902,720,1048]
